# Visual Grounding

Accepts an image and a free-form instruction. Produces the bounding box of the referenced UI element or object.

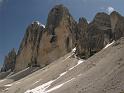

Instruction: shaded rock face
[76,17,88,58]
[87,12,112,56]
[15,21,44,71]
[1,49,16,72]
[110,11,124,40]
[75,11,124,59]
[15,5,77,72]
[76,13,112,58]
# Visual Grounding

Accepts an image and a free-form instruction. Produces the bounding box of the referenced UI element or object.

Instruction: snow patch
[104,41,115,49]
[25,80,54,93]
[32,21,45,28]
[33,80,42,85]
[35,21,40,25]
[46,83,64,92]
[72,47,76,53]
[25,78,75,93]
[59,71,67,77]
[0,79,6,83]
[62,47,77,62]
[107,6,114,14]
[69,60,84,70]
[25,70,75,93]
[87,20,90,24]
[4,83,13,87]
[78,60,84,65]
[62,54,72,62]
[40,24,45,28]
[47,78,75,92]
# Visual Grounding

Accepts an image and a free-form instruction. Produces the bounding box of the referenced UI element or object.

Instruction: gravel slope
[0,37,124,93]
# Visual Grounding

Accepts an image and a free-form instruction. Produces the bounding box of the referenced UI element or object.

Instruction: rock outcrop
[15,5,77,72]
[76,12,112,58]
[76,17,88,58]
[2,5,124,72]
[75,11,124,59]
[36,5,76,66]
[15,21,44,71]
[1,49,16,72]
[110,11,124,40]
[87,12,112,56]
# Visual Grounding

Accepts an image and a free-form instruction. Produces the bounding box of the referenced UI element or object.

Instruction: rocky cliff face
[76,12,112,58]
[110,11,124,40]
[15,21,44,71]
[2,5,124,72]
[87,12,112,56]
[75,11,124,59]
[36,5,76,66]
[1,49,16,72]
[76,17,88,58]
[15,5,77,72]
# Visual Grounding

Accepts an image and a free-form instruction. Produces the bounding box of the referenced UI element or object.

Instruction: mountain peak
[1,48,16,72]
[32,21,45,28]
[46,4,72,30]
[110,11,120,16]
[78,17,88,25]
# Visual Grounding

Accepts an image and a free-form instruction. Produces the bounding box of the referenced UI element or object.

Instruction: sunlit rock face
[15,5,77,72]
[15,21,44,72]
[37,4,77,67]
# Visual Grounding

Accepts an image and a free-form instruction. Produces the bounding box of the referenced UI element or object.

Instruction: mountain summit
[14,4,77,72]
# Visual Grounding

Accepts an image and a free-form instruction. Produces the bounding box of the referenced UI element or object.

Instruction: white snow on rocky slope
[40,24,45,28]
[62,47,77,62]
[104,41,115,49]
[32,21,45,28]
[24,47,85,93]
[46,78,75,93]
[4,83,13,87]
[24,58,84,93]
[59,71,67,77]
[24,77,75,93]
[25,80,54,93]
[0,79,6,83]
[72,47,76,53]
[69,59,84,70]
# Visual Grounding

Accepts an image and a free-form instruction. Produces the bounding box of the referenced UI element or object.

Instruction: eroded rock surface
[1,49,16,72]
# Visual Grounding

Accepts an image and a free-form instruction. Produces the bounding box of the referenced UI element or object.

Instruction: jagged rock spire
[1,48,16,72]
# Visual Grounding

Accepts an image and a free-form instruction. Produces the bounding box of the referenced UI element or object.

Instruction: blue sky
[0,0,124,65]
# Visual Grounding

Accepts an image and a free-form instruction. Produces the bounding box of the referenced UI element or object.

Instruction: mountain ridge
[0,4,124,93]
[1,4,124,76]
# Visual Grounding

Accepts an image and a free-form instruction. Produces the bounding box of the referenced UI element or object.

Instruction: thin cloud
[107,6,114,14]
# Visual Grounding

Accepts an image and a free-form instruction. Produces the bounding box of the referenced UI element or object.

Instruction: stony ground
[0,37,124,93]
